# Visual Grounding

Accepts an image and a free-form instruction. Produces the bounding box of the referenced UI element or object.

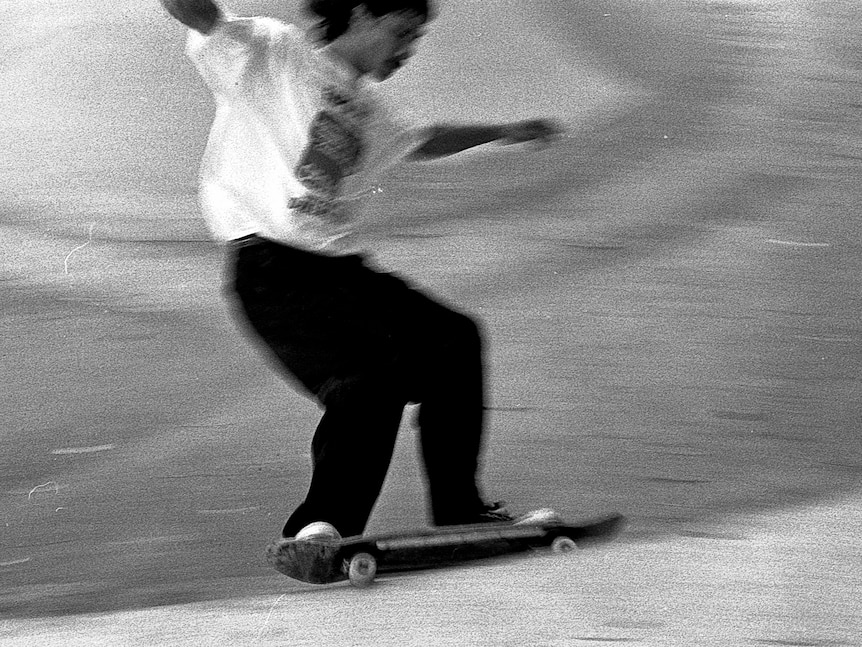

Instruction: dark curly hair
[305,0,433,43]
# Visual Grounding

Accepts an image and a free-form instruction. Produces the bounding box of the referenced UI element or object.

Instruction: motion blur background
[2,0,860,622]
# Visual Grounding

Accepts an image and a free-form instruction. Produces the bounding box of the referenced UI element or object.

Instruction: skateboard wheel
[347,552,377,587]
[551,536,578,554]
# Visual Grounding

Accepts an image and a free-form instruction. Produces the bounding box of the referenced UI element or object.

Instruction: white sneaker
[515,508,562,525]
[294,521,342,541]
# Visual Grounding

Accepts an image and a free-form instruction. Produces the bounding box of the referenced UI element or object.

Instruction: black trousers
[230,235,488,537]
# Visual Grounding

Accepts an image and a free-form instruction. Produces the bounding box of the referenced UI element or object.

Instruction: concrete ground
[3,497,860,646]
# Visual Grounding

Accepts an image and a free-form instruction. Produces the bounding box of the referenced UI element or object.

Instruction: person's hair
[305,0,433,43]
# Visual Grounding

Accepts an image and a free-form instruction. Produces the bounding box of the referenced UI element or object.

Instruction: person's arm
[409,119,562,161]
[159,0,223,34]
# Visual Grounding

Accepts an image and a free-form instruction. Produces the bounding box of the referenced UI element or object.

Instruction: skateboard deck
[266,511,625,587]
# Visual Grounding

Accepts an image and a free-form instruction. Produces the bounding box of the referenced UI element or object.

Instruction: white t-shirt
[187,16,428,254]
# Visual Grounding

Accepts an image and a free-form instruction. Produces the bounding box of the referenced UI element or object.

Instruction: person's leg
[286,271,494,528]
[281,375,405,538]
[332,268,496,525]
[230,238,408,537]
[398,295,490,524]
[353,274,490,524]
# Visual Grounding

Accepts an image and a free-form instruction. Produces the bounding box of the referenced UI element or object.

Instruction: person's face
[362,10,426,81]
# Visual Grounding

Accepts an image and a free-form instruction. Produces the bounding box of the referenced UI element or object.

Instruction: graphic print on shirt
[289,87,368,225]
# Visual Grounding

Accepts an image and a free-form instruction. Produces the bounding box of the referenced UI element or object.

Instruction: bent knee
[316,374,407,409]
[440,311,484,353]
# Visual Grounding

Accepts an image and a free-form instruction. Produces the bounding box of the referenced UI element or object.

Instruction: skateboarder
[159,0,560,541]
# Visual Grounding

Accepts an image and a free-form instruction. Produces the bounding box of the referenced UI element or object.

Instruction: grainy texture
[2,0,861,642]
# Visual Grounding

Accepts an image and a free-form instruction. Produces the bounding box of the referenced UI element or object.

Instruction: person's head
[306,0,433,81]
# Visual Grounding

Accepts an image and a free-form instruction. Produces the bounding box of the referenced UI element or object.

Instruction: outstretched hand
[499,119,564,147]
[409,120,565,161]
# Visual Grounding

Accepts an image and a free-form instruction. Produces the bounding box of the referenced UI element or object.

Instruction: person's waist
[228,234,364,265]
[228,233,269,250]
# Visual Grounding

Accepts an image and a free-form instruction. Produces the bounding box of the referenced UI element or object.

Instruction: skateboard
[266,510,625,587]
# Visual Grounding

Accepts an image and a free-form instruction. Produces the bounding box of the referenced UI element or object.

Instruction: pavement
[3,496,860,646]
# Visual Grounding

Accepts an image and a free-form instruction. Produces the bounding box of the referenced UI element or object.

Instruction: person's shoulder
[188,13,314,83]
[195,15,303,46]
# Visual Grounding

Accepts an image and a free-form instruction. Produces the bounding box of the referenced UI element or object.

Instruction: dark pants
[229,235,488,537]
